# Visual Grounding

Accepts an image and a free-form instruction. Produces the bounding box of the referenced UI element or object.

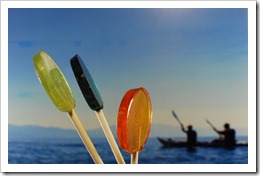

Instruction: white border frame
[1,0,256,173]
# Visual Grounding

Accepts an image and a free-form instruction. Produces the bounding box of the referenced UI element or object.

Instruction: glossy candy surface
[33,50,75,113]
[70,55,103,111]
[117,87,152,154]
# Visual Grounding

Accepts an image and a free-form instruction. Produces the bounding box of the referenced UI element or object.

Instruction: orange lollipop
[117,87,152,164]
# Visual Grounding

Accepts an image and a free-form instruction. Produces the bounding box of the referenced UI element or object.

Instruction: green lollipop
[33,50,103,164]
[33,51,75,112]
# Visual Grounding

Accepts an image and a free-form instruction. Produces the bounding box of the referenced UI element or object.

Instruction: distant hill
[8,124,77,140]
[8,124,109,141]
[8,124,247,141]
[8,124,183,140]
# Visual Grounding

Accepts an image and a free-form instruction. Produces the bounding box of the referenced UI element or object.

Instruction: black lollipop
[70,55,125,164]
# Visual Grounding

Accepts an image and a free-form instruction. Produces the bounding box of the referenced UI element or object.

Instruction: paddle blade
[172,110,177,118]
[172,110,180,121]
[205,119,216,129]
[33,50,75,113]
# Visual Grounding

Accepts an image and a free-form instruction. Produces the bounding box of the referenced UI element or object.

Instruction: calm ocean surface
[8,137,248,164]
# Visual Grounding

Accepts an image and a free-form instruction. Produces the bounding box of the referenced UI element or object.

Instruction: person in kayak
[181,124,197,151]
[213,123,236,149]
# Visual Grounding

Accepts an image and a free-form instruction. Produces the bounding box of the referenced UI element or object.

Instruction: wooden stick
[95,110,125,164]
[68,109,103,164]
[131,152,139,164]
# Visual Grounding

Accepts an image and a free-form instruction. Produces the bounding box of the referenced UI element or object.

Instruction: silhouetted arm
[181,124,187,133]
[212,127,218,133]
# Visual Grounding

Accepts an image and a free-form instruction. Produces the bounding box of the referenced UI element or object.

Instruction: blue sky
[8,8,248,136]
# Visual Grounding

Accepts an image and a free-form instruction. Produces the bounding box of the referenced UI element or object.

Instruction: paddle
[171,110,183,126]
[206,119,217,131]
[206,119,223,139]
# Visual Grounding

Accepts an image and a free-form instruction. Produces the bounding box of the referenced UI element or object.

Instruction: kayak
[157,137,248,148]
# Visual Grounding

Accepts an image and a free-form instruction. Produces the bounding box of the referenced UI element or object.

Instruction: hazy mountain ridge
[8,124,248,141]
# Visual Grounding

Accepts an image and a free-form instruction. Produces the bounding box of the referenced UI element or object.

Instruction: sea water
[8,137,248,164]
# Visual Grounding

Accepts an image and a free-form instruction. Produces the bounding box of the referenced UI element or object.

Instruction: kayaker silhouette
[206,119,236,149]
[171,110,197,151]
[181,124,197,151]
[212,123,236,150]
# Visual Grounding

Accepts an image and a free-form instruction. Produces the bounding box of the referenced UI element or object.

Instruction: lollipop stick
[95,110,125,164]
[68,109,103,164]
[131,152,139,164]
[131,127,140,164]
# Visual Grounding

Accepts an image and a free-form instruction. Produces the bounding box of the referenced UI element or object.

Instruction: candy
[70,55,103,111]
[117,87,152,163]
[33,50,103,164]
[70,54,125,164]
[33,50,75,112]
